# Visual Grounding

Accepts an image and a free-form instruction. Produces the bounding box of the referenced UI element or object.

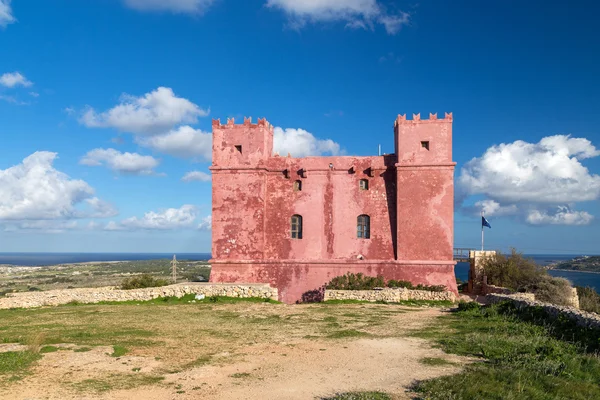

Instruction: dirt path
[3,307,465,399]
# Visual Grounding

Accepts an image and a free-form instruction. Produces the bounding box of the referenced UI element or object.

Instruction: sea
[1,252,599,293]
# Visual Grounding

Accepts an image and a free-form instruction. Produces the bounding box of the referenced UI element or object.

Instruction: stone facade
[0,283,278,309]
[209,114,457,303]
[486,293,600,330]
[324,288,457,303]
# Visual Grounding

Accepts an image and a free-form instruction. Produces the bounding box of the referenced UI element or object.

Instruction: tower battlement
[212,117,274,131]
[394,112,452,127]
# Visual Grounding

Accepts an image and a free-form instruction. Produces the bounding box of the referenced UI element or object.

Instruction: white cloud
[473,200,519,217]
[0,0,15,28]
[4,220,80,234]
[0,152,107,221]
[107,205,197,230]
[80,148,160,175]
[84,197,118,218]
[137,125,212,160]
[273,127,341,157]
[0,72,32,88]
[0,95,29,105]
[29,92,39,98]
[526,207,594,226]
[198,215,211,231]
[266,0,410,34]
[80,87,209,135]
[182,170,211,182]
[459,135,600,225]
[123,0,215,14]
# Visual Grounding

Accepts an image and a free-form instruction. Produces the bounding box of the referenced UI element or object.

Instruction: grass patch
[230,372,251,378]
[39,345,59,354]
[110,345,128,357]
[183,354,212,369]
[418,357,454,366]
[412,302,600,399]
[72,373,165,393]
[326,329,370,339]
[322,391,391,400]
[73,347,92,352]
[0,351,42,381]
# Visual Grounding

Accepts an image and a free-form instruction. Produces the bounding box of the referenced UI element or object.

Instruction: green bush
[577,286,600,314]
[527,275,574,306]
[325,273,447,292]
[325,273,385,290]
[481,249,577,306]
[481,249,544,291]
[457,300,481,311]
[120,274,169,290]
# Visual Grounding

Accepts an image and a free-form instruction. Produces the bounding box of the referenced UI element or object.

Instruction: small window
[294,180,302,191]
[291,215,303,239]
[357,215,370,239]
[359,179,369,190]
[421,141,430,151]
[235,145,243,153]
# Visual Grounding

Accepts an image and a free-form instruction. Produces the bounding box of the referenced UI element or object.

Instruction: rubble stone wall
[486,293,599,330]
[0,283,278,309]
[324,288,457,303]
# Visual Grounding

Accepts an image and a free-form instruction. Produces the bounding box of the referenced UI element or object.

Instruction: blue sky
[0,0,599,254]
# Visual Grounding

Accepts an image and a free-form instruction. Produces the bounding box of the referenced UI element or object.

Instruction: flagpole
[481,211,484,251]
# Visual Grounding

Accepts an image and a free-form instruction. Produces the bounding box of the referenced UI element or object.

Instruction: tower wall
[209,114,457,303]
[395,113,455,262]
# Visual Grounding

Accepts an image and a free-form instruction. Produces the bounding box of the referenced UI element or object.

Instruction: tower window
[291,215,303,239]
[421,141,430,151]
[235,145,243,153]
[357,215,370,239]
[294,180,302,191]
[359,179,369,190]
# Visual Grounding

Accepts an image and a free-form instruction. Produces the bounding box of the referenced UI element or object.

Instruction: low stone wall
[324,288,457,303]
[0,283,278,309]
[486,293,600,330]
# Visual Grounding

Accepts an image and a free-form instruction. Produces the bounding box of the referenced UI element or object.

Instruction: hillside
[552,256,600,272]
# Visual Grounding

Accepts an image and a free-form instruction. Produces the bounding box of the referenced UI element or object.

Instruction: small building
[209,113,457,303]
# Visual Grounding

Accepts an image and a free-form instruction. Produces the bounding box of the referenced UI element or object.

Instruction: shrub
[526,275,574,306]
[325,274,447,292]
[387,279,413,289]
[121,274,169,290]
[457,300,481,312]
[325,273,385,290]
[577,286,600,314]
[480,249,544,291]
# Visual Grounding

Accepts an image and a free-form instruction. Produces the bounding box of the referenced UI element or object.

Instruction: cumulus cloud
[458,135,600,225]
[0,0,15,28]
[137,126,212,160]
[0,151,110,221]
[0,72,32,88]
[526,206,593,226]
[123,0,215,14]
[273,127,341,157]
[198,215,212,231]
[80,87,209,135]
[80,148,160,175]
[107,205,197,230]
[182,171,211,182]
[266,0,410,34]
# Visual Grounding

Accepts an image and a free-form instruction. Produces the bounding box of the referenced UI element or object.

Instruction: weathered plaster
[209,115,457,303]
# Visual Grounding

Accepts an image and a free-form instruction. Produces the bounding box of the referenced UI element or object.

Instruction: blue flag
[482,216,491,229]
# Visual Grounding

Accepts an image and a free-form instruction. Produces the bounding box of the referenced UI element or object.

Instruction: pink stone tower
[209,114,456,303]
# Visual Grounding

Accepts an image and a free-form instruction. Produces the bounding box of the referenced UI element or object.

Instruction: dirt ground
[0,303,467,400]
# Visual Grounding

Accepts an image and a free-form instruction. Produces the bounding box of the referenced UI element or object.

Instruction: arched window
[357,215,370,239]
[291,215,303,239]
[294,180,302,191]
[359,179,369,190]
